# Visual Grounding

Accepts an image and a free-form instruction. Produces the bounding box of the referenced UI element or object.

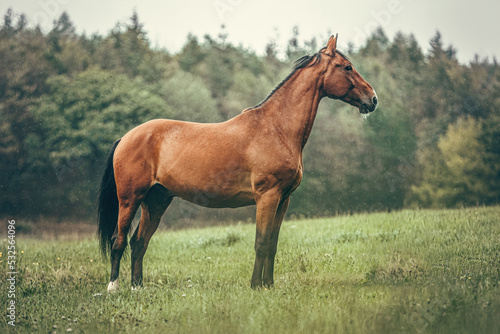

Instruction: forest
[1,10,499,222]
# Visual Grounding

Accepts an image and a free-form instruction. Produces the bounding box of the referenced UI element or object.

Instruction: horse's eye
[345,65,352,72]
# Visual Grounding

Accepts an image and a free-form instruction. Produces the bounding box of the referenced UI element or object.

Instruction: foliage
[157,70,221,123]
[1,207,499,333]
[411,117,500,207]
[34,68,172,159]
[0,10,499,219]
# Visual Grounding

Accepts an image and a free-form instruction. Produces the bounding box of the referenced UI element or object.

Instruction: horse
[98,34,377,292]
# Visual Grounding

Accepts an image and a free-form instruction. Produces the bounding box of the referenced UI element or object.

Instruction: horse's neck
[260,68,324,151]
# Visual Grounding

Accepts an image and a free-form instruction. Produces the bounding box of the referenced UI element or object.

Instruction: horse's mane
[246,49,350,110]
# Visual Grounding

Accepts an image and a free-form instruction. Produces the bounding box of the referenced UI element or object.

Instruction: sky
[1,0,499,63]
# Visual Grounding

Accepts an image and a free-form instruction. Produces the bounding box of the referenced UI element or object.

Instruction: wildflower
[21,251,24,254]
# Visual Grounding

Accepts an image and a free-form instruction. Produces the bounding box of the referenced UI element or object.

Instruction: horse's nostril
[373,96,378,105]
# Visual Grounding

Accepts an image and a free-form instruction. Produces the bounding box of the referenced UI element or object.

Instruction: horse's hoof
[107,279,119,293]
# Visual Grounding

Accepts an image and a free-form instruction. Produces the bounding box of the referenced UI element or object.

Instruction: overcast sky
[1,0,499,63]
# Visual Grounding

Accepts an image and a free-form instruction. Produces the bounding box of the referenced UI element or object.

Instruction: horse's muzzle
[360,95,378,114]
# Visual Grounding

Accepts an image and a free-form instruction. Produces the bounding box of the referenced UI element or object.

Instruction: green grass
[1,207,499,333]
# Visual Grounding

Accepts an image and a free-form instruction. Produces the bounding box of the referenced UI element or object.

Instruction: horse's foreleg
[262,197,289,287]
[130,185,173,288]
[251,191,281,289]
[108,201,140,293]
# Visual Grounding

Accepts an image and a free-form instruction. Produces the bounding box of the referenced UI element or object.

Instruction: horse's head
[321,35,378,114]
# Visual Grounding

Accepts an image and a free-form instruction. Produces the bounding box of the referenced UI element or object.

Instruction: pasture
[1,207,499,333]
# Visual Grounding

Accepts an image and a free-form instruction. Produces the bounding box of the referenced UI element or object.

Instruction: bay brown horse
[98,35,377,292]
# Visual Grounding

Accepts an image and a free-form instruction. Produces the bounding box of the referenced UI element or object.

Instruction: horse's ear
[325,34,338,56]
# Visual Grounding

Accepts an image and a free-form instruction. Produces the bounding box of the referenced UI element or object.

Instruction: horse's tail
[97,139,121,258]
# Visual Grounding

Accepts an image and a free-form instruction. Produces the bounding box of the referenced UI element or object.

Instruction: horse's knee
[255,241,273,259]
[255,236,278,257]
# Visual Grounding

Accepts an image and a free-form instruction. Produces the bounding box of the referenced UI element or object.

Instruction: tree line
[1,10,499,223]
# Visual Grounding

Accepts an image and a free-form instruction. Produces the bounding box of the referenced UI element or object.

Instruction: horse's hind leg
[108,198,142,292]
[130,184,173,288]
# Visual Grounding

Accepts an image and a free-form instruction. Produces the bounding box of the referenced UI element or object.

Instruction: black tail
[97,139,121,258]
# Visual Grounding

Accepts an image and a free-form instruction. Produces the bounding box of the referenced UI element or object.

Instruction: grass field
[1,207,499,333]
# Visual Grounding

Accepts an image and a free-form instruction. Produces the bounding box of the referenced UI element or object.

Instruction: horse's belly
[177,190,256,208]
[158,169,255,208]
